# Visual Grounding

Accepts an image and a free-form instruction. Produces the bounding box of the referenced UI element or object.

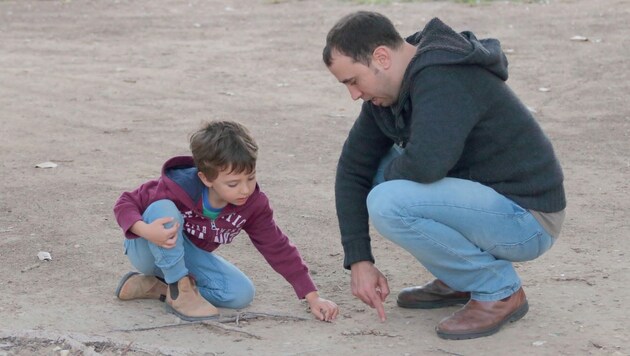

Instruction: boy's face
[198,167,257,208]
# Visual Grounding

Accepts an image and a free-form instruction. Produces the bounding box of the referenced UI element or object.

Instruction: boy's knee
[147,199,177,210]
[198,276,255,309]
[143,199,183,225]
[225,280,255,309]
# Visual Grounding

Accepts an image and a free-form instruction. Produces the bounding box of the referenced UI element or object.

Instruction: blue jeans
[367,147,555,301]
[124,199,255,309]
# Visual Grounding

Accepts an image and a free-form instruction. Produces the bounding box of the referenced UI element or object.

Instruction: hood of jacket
[391,17,509,130]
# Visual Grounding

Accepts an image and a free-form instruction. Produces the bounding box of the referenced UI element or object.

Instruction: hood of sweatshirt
[391,17,509,130]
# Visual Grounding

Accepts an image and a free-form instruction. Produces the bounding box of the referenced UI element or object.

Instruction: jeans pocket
[487,230,553,262]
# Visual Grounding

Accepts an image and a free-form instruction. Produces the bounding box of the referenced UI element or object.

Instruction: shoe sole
[436,301,529,340]
[165,304,220,322]
[397,297,470,309]
[114,271,140,299]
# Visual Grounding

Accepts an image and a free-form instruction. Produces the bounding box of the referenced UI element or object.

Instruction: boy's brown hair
[190,121,258,181]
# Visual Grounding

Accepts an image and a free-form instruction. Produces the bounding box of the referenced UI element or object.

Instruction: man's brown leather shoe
[397,279,470,309]
[436,287,529,340]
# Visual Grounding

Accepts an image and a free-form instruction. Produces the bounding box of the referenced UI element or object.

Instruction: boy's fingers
[313,308,324,321]
[161,233,178,248]
[155,217,174,225]
[169,230,179,240]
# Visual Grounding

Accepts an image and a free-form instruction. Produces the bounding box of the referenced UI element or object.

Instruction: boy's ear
[197,171,212,187]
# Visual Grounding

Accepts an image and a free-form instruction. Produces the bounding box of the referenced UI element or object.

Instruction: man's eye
[248,176,256,181]
[227,184,238,188]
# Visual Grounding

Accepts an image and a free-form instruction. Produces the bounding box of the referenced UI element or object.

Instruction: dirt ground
[0,0,628,355]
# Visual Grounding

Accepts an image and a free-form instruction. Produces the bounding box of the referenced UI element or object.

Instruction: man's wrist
[350,260,373,270]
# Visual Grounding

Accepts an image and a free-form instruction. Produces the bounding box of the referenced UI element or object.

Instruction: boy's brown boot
[165,276,219,321]
[115,271,167,301]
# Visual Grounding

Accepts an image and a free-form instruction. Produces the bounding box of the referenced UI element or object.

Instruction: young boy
[113,120,339,322]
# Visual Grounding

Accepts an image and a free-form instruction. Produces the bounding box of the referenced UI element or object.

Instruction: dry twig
[200,320,262,339]
[20,263,41,273]
[341,329,400,338]
[112,311,310,340]
[433,348,465,356]
[552,276,595,286]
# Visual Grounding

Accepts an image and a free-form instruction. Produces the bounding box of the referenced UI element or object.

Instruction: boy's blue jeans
[123,199,255,309]
[367,146,555,301]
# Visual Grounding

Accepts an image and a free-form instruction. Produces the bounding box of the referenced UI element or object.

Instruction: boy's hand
[131,218,179,248]
[305,291,339,322]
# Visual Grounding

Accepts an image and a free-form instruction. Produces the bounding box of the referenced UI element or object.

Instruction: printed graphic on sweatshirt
[182,210,247,244]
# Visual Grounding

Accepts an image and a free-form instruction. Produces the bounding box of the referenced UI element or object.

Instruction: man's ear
[372,46,392,69]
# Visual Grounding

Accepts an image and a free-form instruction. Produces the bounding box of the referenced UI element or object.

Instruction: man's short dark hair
[323,11,404,67]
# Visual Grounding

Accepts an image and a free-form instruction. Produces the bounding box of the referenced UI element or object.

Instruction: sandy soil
[1,0,629,355]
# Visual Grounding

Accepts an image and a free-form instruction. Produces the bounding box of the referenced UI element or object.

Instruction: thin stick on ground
[219,311,310,323]
[112,319,262,339]
[200,320,262,340]
[111,311,310,339]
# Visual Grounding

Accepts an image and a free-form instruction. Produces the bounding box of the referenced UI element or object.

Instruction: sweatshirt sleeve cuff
[290,275,318,300]
[119,214,143,239]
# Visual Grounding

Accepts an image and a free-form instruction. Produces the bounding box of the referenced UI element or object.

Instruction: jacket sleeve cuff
[342,238,375,270]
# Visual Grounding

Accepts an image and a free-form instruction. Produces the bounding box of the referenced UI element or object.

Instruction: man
[322,11,566,340]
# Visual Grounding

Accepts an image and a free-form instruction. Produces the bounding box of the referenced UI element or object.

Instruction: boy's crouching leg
[166,275,219,321]
[219,279,255,309]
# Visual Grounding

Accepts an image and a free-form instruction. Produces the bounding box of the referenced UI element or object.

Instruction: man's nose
[348,86,362,101]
